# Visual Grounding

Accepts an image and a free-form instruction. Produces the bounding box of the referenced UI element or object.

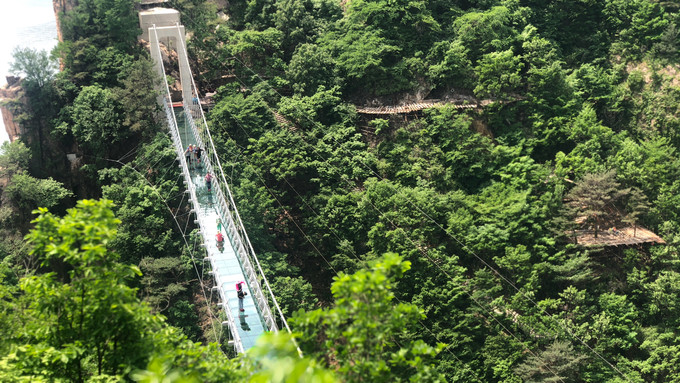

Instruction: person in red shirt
[205,172,213,192]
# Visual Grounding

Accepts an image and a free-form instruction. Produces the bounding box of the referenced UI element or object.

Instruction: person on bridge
[216,231,225,252]
[236,281,247,312]
[185,144,193,168]
[195,146,203,165]
[205,172,213,192]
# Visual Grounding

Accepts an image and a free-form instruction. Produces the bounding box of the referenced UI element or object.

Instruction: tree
[139,257,189,313]
[59,0,140,51]
[451,4,523,63]
[277,86,355,129]
[292,253,445,382]
[515,341,586,382]
[0,140,72,230]
[54,39,100,88]
[91,46,134,87]
[651,22,679,61]
[59,85,127,153]
[209,92,278,146]
[611,136,680,201]
[4,172,73,212]
[418,107,495,191]
[9,48,56,89]
[286,44,338,96]
[246,332,337,383]
[427,40,473,89]
[99,166,180,265]
[562,170,629,237]
[345,0,440,53]
[636,327,680,383]
[271,276,318,317]
[623,188,650,237]
[0,141,31,179]
[273,0,342,57]
[521,0,609,64]
[554,104,621,178]
[215,27,285,76]
[15,200,153,381]
[474,49,524,100]
[520,24,575,127]
[605,0,668,59]
[112,58,160,136]
[319,25,407,95]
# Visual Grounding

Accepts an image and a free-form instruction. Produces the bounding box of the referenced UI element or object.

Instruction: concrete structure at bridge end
[139,8,192,103]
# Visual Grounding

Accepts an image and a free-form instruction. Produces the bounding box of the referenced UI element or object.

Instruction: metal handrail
[174,24,295,338]
[151,25,245,350]
[149,22,301,355]
[181,107,276,331]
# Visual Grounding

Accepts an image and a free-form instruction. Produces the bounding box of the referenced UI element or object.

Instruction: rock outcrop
[52,0,77,43]
[0,77,24,142]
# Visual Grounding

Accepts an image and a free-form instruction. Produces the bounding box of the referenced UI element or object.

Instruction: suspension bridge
[140,8,291,354]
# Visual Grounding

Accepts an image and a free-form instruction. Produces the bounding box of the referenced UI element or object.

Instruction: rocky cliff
[0,77,24,142]
[52,0,77,43]
[0,0,73,141]
[1,0,70,142]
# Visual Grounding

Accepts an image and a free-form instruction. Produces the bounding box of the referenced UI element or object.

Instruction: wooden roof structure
[573,226,665,247]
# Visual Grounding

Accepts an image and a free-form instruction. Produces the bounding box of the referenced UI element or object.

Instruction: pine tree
[515,341,586,382]
[623,188,650,237]
[563,170,629,238]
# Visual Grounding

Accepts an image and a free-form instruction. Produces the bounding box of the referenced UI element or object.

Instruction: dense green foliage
[0,200,247,382]
[1,0,220,379]
[180,0,680,381]
[6,0,680,381]
[293,253,445,382]
[0,199,419,382]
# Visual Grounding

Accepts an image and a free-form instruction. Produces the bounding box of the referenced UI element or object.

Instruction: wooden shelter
[572,226,665,247]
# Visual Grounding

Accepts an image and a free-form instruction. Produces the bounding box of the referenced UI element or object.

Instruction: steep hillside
[176,0,680,380]
[2,0,680,381]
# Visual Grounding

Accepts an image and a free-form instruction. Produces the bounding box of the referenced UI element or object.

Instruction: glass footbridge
[146,22,292,354]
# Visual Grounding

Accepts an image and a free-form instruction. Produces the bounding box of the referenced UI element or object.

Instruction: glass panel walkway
[174,108,267,350]
[146,20,294,355]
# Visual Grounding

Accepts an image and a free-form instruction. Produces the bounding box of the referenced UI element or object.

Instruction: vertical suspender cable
[174,24,300,354]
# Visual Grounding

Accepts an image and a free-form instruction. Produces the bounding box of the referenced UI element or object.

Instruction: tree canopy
[6,0,680,381]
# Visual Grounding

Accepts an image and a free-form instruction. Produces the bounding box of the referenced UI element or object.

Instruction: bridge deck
[174,108,266,350]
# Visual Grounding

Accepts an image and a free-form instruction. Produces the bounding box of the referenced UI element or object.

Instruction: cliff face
[52,0,77,42]
[0,77,24,142]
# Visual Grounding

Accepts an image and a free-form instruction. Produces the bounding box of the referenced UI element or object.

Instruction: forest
[1,0,680,381]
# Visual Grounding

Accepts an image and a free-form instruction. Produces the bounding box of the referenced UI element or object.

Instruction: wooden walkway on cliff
[356,99,494,115]
[573,226,665,247]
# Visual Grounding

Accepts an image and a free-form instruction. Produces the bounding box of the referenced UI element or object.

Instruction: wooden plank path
[356,99,493,115]
[574,226,665,247]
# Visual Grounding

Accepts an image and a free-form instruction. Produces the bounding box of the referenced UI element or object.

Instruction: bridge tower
[139,8,192,104]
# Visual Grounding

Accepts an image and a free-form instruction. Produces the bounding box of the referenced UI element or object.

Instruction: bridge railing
[173,24,295,337]
[151,25,245,351]
[163,102,245,354]
[181,107,277,332]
